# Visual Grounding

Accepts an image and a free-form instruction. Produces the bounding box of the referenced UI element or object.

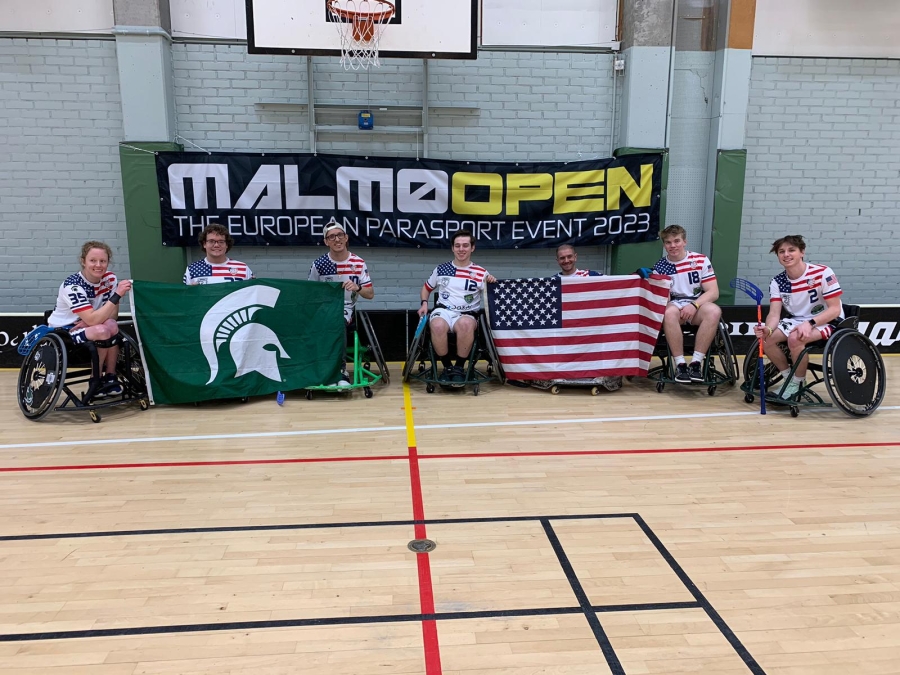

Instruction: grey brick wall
[739,57,900,305]
[172,45,616,308]
[0,38,128,313]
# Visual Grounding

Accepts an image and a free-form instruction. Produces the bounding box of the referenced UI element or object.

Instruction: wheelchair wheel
[18,332,67,421]
[743,338,789,389]
[822,330,886,417]
[117,333,148,401]
[715,323,739,386]
[402,317,428,383]
[478,313,505,384]
[357,310,390,386]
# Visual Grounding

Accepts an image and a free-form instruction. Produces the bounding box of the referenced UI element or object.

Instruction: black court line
[1,512,767,673]
[541,518,625,675]
[633,514,767,675]
[0,602,701,643]
[0,512,637,542]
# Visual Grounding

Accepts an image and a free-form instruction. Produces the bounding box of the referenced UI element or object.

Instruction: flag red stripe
[563,314,663,329]
[561,278,670,297]
[563,296,668,312]
[498,349,651,364]
[494,332,658,348]
[506,367,649,379]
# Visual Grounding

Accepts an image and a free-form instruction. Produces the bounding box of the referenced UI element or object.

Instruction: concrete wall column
[113,0,175,141]
[618,0,676,149]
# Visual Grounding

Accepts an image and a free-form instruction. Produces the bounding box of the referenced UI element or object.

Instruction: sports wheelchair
[303,309,389,399]
[402,310,503,396]
[17,321,149,423]
[741,305,886,417]
[648,320,739,396]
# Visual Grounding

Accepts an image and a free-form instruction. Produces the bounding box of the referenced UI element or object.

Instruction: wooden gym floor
[1,357,899,675]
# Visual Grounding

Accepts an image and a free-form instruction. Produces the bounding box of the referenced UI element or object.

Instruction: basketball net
[326,0,395,71]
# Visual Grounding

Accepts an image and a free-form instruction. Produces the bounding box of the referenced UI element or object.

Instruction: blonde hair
[80,240,113,263]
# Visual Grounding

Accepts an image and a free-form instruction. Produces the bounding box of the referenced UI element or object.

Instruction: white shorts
[778,317,835,340]
[669,298,697,310]
[430,307,477,331]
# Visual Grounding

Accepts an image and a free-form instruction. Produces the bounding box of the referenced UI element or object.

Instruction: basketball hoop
[326,0,395,71]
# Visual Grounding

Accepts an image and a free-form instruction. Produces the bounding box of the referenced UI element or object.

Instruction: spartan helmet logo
[199,286,290,385]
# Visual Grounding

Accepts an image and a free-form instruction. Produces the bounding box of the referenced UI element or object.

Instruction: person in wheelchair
[417,230,497,384]
[183,224,254,284]
[752,234,844,400]
[47,241,132,397]
[652,225,722,384]
[309,219,375,386]
[555,244,602,277]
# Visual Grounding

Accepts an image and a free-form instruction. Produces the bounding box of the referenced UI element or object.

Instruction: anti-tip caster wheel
[707,386,716,396]
[590,387,600,396]
[426,383,435,393]
[744,393,755,403]
[790,406,799,418]
[550,385,560,395]
[655,382,665,393]
[364,387,373,399]
[305,390,313,401]
[139,399,149,411]
[89,410,101,423]
[473,384,479,396]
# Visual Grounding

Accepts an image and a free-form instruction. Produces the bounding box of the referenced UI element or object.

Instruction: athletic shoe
[674,363,690,383]
[778,378,801,400]
[336,379,351,387]
[95,373,122,398]
[449,365,466,384]
[439,367,453,383]
[688,360,703,383]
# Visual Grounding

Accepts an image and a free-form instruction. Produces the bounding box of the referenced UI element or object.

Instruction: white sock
[792,374,805,383]
[674,356,686,366]
[692,351,705,363]
[780,368,791,380]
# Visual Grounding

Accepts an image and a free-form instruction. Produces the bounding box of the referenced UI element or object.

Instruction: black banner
[156,152,662,249]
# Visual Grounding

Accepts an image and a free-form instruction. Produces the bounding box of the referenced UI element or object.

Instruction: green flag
[131,279,345,405]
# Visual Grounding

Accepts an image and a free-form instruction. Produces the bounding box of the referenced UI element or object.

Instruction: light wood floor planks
[0,357,899,674]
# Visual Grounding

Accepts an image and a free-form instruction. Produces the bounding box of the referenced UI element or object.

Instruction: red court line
[407,443,442,675]
[1,441,897,474]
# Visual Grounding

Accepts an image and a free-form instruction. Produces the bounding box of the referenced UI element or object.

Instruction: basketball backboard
[246,0,478,59]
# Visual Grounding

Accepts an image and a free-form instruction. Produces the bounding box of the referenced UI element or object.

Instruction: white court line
[1,406,898,452]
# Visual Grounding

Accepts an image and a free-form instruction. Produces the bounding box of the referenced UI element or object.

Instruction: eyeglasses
[325,233,347,242]
[206,239,227,246]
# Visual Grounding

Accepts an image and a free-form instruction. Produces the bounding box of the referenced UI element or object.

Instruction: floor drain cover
[408,538,436,553]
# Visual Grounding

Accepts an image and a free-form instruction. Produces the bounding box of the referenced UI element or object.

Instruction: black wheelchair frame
[17,322,149,423]
[740,306,886,417]
[402,311,503,396]
[648,319,740,396]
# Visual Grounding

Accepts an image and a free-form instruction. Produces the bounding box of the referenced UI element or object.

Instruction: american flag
[486,275,670,380]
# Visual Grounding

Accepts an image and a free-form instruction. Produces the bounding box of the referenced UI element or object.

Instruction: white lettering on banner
[336,167,394,211]
[859,322,900,347]
[283,166,335,210]
[234,165,282,210]
[168,164,230,209]
[397,169,448,213]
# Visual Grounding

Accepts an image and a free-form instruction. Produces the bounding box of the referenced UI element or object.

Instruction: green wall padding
[120,142,186,283]
[610,147,668,275]
[710,149,747,305]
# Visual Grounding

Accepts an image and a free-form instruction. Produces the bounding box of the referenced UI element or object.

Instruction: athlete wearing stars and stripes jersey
[183,258,253,285]
[308,251,372,323]
[49,271,118,327]
[424,261,489,314]
[769,263,844,325]
[652,251,716,304]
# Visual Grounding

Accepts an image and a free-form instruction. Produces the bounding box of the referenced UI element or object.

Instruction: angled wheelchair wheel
[117,333,148,401]
[357,310,390,386]
[478,313,505,384]
[18,332,67,421]
[714,322,739,386]
[743,338,789,390]
[823,330,886,417]
[402,316,428,383]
